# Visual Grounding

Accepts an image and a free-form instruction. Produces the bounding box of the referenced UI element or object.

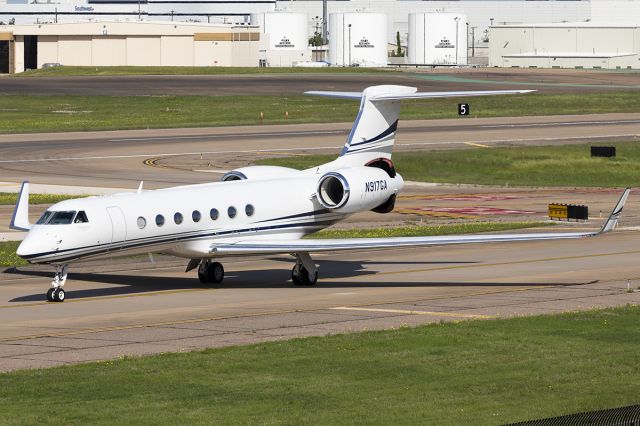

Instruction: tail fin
[305,85,534,167]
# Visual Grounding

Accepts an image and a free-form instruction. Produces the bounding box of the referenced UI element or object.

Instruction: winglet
[599,187,631,234]
[9,181,31,231]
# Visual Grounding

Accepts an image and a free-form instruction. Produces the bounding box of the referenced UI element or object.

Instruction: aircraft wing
[211,188,630,256]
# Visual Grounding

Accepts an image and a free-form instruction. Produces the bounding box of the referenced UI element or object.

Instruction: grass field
[258,141,640,187]
[17,66,390,77]
[0,241,23,267]
[0,92,638,133]
[0,306,638,424]
[0,192,83,205]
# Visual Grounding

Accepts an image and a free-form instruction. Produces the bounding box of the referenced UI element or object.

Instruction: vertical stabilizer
[304,85,534,167]
[338,85,416,163]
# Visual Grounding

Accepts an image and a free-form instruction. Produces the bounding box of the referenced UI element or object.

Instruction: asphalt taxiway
[0,230,638,371]
[3,68,640,96]
[0,113,638,188]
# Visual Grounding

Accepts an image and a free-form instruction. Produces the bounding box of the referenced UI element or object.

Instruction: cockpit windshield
[48,211,77,225]
[35,211,54,225]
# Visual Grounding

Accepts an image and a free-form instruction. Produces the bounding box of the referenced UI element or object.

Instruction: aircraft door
[106,206,127,246]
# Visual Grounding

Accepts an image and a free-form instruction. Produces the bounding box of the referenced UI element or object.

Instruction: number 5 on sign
[458,103,470,116]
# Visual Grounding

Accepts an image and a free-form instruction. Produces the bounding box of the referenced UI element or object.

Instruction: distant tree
[309,32,323,47]
[396,31,403,57]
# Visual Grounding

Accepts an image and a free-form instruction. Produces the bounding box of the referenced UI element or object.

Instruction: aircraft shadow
[8,259,590,302]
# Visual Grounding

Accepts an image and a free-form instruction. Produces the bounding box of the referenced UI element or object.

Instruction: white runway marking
[0,134,635,164]
[331,306,495,319]
[109,130,345,142]
[480,119,640,129]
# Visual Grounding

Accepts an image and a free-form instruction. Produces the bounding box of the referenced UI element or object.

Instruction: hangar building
[0,21,260,73]
[489,23,640,69]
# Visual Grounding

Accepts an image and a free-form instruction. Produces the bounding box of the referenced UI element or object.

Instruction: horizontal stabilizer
[305,88,535,101]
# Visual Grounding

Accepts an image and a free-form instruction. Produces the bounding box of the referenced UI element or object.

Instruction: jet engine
[316,167,404,214]
[221,166,299,182]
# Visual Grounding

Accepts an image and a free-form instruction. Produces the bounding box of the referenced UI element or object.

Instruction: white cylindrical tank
[252,12,308,51]
[329,13,387,67]
[408,13,467,65]
[251,12,310,66]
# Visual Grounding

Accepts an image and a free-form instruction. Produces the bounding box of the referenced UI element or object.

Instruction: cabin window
[210,208,219,221]
[174,212,183,225]
[228,206,237,219]
[48,211,76,225]
[245,204,255,217]
[36,211,54,225]
[156,214,165,227]
[74,211,89,223]
[192,210,201,223]
[137,217,147,229]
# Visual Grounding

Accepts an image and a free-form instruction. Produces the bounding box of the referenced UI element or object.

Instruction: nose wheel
[47,264,68,302]
[197,260,225,284]
[46,288,65,302]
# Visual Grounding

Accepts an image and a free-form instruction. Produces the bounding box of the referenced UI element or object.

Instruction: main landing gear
[197,260,225,284]
[291,252,318,286]
[46,264,68,302]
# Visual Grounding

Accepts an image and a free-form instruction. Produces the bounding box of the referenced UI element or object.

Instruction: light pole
[471,26,476,57]
[137,0,141,21]
[170,9,175,22]
[348,23,352,66]
[454,16,459,65]
[322,0,327,44]
[465,22,468,64]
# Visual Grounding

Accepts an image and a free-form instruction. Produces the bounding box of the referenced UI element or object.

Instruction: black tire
[54,288,65,302]
[46,288,55,302]
[210,262,224,284]
[291,266,302,286]
[198,268,208,284]
[300,268,318,286]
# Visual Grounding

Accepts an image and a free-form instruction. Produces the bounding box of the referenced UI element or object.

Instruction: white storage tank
[328,13,387,67]
[408,13,468,65]
[251,12,310,66]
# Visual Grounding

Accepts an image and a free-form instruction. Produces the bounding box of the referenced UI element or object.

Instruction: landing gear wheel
[291,266,302,286]
[292,266,317,286]
[46,288,55,302]
[198,261,224,284]
[53,288,65,302]
[210,262,224,284]
[300,268,318,286]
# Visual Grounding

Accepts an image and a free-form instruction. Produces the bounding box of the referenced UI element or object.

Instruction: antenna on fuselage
[137,181,144,194]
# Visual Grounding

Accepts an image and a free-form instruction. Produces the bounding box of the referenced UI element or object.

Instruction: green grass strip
[258,141,640,187]
[0,92,638,133]
[17,66,391,77]
[0,241,24,267]
[0,306,638,424]
[307,221,553,239]
[0,193,84,206]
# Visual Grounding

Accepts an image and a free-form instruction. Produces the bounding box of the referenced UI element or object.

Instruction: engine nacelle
[316,167,404,214]
[221,166,299,182]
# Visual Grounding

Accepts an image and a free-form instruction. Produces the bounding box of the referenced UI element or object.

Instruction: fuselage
[17,167,404,265]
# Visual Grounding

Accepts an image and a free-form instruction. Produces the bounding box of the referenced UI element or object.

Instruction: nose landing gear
[47,264,68,302]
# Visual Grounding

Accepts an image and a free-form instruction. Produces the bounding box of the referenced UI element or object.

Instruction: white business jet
[10,85,630,302]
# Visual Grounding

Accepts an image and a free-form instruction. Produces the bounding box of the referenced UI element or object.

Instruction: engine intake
[317,172,350,209]
[316,167,404,214]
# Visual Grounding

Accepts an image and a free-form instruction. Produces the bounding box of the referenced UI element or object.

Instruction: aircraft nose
[16,235,38,259]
